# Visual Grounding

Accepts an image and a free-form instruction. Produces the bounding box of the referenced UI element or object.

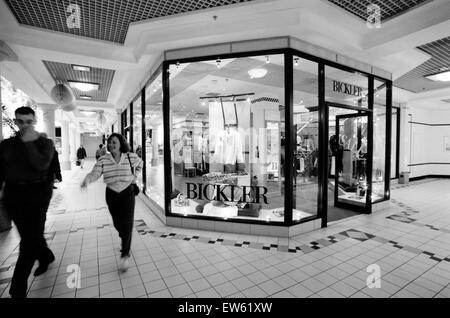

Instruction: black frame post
[385,80,393,199]
[318,63,327,228]
[162,61,171,216]
[284,50,294,226]
[129,102,134,151]
[141,87,146,193]
[366,76,374,214]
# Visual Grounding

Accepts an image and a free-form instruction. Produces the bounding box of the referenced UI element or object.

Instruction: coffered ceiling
[43,60,115,102]
[327,0,434,22]
[394,36,450,93]
[4,0,255,44]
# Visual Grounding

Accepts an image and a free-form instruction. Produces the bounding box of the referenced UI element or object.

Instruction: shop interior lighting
[175,62,180,71]
[72,64,91,72]
[265,55,270,64]
[216,58,221,68]
[294,57,299,66]
[248,68,267,79]
[68,81,99,92]
[79,95,92,100]
[425,70,450,82]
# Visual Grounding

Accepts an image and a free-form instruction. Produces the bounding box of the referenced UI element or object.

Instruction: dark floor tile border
[134,221,450,266]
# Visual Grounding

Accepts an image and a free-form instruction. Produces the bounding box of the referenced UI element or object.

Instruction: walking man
[0,106,56,298]
[76,145,87,168]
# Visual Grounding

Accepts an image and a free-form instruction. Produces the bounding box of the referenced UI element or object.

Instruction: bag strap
[126,153,135,176]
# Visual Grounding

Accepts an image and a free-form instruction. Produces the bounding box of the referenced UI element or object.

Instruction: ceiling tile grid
[327,0,434,22]
[43,60,115,102]
[5,0,254,44]
[394,36,450,92]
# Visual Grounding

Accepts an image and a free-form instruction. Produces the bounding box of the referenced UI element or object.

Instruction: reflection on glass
[335,115,369,207]
[169,54,285,222]
[293,57,319,221]
[144,73,164,208]
[133,96,143,187]
[373,80,387,202]
[391,108,398,179]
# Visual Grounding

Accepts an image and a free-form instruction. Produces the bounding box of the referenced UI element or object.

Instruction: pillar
[61,120,71,170]
[116,108,122,135]
[38,104,57,140]
[399,103,410,175]
[69,123,77,163]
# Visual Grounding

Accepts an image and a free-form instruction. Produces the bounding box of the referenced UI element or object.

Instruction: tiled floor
[0,160,449,298]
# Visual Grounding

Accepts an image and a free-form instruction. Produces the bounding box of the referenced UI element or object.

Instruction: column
[75,125,81,151]
[116,108,122,135]
[38,104,57,140]
[399,103,410,174]
[61,120,71,170]
[69,123,77,164]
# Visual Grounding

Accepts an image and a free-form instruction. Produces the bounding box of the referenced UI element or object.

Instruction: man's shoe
[34,253,55,276]
[9,282,27,298]
[119,256,129,272]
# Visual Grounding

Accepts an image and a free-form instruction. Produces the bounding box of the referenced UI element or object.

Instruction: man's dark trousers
[4,181,53,297]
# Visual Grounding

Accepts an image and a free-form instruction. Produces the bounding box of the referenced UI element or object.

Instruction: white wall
[81,134,103,159]
[403,105,450,178]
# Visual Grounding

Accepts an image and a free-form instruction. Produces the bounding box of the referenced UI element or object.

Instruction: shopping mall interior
[1,0,450,300]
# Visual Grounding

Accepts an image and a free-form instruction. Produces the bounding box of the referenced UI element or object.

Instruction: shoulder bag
[127,153,140,196]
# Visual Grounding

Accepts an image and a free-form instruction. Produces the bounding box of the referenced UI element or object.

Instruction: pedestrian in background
[76,145,87,168]
[95,144,106,160]
[81,133,142,272]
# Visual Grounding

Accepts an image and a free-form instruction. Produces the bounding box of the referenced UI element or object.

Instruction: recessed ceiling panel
[394,36,450,93]
[327,0,434,22]
[43,60,115,102]
[5,0,255,44]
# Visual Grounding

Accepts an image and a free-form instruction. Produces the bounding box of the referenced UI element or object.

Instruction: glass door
[334,112,369,212]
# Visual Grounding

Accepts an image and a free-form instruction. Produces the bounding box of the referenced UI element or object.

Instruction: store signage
[332,80,364,97]
[186,183,269,204]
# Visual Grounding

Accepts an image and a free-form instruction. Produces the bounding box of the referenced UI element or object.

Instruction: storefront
[117,37,393,237]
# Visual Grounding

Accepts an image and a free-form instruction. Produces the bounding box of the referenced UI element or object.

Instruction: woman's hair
[107,133,131,153]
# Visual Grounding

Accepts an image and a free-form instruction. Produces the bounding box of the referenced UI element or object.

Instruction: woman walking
[81,133,142,271]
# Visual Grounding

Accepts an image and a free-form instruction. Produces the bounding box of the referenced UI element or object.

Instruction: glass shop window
[169,54,286,222]
[144,72,164,208]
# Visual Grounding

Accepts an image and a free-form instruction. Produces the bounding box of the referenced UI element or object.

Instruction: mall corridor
[0,160,449,298]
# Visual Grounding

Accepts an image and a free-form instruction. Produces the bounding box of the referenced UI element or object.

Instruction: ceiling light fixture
[68,81,99,92]
[80,110,96,116]
[425,70,450,82]
[216,58,221,68]
[79,95,92,100]
[72,65,91,72]
[248,68,268,79]
[294,57,299,67]
[176,62,180,71]
[265,56,270,64]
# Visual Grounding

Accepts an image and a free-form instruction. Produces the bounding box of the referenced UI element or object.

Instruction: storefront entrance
[327,102,372,221]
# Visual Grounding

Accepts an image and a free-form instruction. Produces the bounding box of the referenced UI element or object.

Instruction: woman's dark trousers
[105,185,135,258]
